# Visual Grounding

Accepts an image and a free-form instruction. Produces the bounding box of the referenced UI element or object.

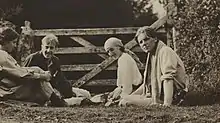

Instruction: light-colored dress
[114,53,142,98]
[0,50,53,104]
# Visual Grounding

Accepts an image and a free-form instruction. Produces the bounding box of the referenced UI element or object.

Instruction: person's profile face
[41,41,56,59]
[137,33,157,53]
[106,46,122,59]
[4,39,17,53]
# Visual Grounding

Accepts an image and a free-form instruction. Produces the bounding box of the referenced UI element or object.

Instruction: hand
[135,26,150,37]
[41,71,52,81]
[107,92,114,100]
[112,87,122,100]
[163,103,171,107]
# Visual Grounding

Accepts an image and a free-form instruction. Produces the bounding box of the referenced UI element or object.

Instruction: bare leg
[64,97,85,106]
[72,87,91,99]
[119,95,153,106]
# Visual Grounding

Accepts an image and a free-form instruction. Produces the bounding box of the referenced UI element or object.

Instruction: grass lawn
[0,101,220,123]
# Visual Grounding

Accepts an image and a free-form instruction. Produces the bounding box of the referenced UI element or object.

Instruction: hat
[0,27,19,44]
[104,37,124,51]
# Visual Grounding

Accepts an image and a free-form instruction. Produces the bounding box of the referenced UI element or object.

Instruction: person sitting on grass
[23,34,92,106]
[103,37,143,106]
[119,26,188,107]
[0,27,67,107]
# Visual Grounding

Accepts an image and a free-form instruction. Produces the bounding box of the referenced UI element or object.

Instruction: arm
[117,54,136,97]
[160,47,178,106]
[163,79,174,106]
[22,53,35,67]
[24,70,51,81]
[1,53,51,81]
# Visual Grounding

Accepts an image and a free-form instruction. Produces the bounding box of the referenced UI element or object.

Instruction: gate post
[17,21,35,65]
[165,0,177,50]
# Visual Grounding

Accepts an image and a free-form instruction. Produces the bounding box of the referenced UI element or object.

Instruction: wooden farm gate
[32,27,147,93]
[21,1,176,93]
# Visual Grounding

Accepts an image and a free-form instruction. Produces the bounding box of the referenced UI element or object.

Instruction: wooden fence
[18,2,176,93]
[32,27,147,89]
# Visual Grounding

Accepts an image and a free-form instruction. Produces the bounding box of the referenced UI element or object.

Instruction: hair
[41,34,59,46]
[134,26,158,43]
[0,28,19,45]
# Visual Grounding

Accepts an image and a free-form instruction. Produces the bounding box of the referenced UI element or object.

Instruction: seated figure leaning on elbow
[0,27,67,107]
[103,37,143,106]
[23,34,92,106]
[119,26,188,107]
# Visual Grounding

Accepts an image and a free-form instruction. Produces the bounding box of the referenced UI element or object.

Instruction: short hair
[41,34,59,46]
[0,27,19,45]
[134,26,158,43]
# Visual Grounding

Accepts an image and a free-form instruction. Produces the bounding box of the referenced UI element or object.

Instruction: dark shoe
[81,98,97,106]
[50,93,68,107]
[173,90,187,106]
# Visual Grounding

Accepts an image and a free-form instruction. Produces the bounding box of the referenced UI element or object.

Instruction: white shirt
[117,53,142,97]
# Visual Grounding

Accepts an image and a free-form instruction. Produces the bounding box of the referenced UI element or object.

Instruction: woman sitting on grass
[119,26,188,107]
[103,37,142,106]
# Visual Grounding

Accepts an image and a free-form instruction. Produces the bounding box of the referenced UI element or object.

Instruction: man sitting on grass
[23,34,92,106]
[0,27,67,107]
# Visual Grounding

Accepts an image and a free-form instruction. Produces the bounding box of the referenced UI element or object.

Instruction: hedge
[174,0,220,101]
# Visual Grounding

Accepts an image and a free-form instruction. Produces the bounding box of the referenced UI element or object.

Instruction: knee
[29,66,44,73]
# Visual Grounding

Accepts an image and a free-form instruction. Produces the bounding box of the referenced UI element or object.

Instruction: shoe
[173,90,187,106]
[81,98,97,106]
[50,93,68,107]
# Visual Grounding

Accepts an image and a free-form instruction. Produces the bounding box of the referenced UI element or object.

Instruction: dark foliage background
[175,0,220,101]
[0,0,157,29]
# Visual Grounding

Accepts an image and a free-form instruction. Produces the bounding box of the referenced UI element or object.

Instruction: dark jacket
[23,51,73,98]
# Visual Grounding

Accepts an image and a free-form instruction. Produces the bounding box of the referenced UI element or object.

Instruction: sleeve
[50,57,62,77]
[159,47,178,81]
[1,54,31,78]
[51,57,73,98]
[22,54,34,67]
[1,53,45,80]
[117,54,134,96]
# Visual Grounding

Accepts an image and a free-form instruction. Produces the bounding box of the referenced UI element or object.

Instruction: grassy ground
[0,101,220,123]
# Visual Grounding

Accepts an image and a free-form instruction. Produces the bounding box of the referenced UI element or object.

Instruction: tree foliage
[0,0,22,20]
[175,0,220,97]
[125,0,161,25]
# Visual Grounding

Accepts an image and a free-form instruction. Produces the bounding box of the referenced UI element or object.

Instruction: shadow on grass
[182,91,220,106]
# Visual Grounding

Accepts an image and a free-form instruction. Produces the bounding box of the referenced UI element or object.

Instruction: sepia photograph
[0,0,220,122]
